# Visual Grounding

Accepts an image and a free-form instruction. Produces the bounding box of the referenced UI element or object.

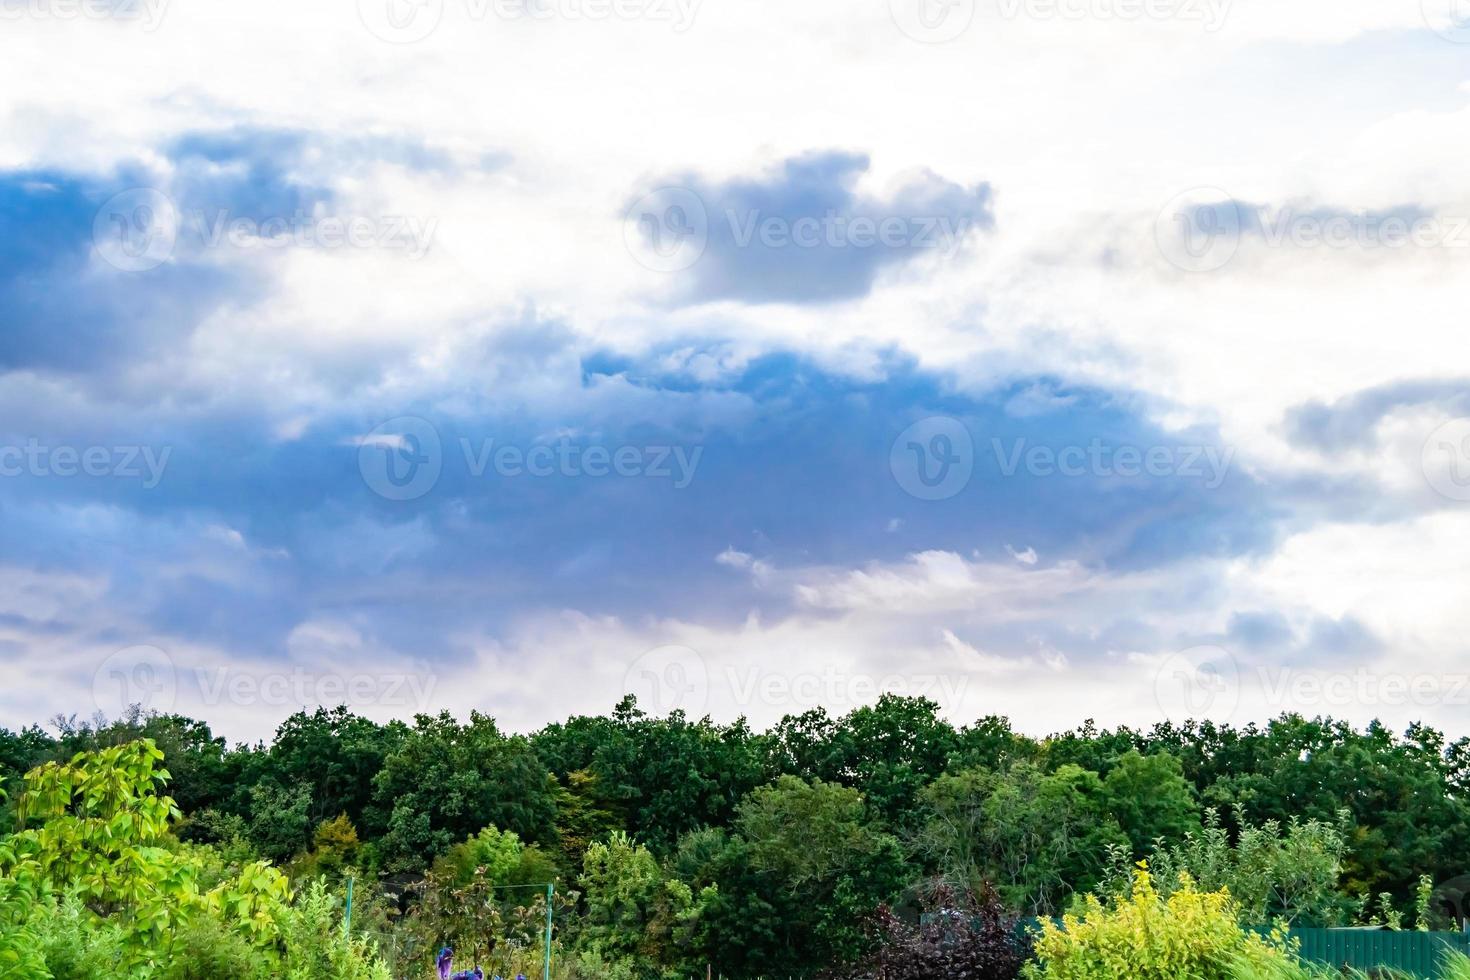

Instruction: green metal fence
[1289,928,1470,977]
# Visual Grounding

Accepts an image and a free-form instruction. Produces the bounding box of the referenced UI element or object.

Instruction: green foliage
[437,825,526,885]
[918,763,1127,915]
[1025,865,1294,980]
[1415,874,1434,931]
[535,698,767,853]
[0,738,389,978]
[1098,751,1199,857]
[1100,809,1350,926]
[372,712,556,870]
[734,775,911,968]
[3,740,197,959]
[293,814,361,880]
[578,830,714,979]
[26,896,130,980]
[10,703,1470,978]
[275,878,391,980]
[157,915,271,980]
[247,781,314,863]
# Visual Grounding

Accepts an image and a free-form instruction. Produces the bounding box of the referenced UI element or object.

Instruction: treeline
[3,695,1468,977]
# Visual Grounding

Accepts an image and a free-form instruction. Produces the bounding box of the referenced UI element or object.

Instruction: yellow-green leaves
[1027,864,1295,980]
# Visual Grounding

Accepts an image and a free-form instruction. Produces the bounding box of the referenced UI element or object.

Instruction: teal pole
[344,876,354,938]
[544,883,554,980]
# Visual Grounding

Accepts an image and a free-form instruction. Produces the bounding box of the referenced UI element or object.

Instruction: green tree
[1099,751,1199,857]
[733,776,911,970]
[917,763,1127,915]
[371,712,556,870]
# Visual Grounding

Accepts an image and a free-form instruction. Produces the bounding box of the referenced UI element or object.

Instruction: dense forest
[4,695,1470,978]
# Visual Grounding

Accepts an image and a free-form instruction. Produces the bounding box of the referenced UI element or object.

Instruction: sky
[1,0,1468,744]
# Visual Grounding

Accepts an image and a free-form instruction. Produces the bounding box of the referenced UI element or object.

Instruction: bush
[28,896,130,980]
[159,916,273,980]
[835,882,1029,980]
[1025,865,1293,980]
[277,878,392,980]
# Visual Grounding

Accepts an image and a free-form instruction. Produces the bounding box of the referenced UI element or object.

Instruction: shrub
[835,882,1029,980]
[276,878,392,980]
[28,896,130,980]
[159,915,273,980]
[1025,865,1292,980]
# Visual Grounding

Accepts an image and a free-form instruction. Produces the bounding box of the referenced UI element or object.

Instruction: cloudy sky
[2,0,1468,743]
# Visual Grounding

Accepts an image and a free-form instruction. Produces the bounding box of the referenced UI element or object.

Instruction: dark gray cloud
[1285,379,1470,453]
[631,151,993,304]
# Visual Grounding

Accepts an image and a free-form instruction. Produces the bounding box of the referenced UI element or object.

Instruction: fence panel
[1289,928,1470,977]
